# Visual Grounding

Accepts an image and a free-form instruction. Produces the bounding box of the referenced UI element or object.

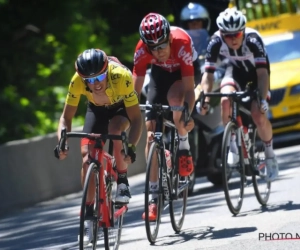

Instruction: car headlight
[290,84,300,95]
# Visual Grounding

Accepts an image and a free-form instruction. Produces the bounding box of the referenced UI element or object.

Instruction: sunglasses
[83,71,107,84]
[148,41,169,51]
[222,31,244,39]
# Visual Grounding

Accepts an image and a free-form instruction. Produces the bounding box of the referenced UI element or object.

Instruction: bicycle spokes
[169,175,188,233]
[222,122,244,215]
[251,128,271,206]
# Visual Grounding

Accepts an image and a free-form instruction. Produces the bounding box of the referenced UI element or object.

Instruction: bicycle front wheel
[222,121,245,215]
[251,126,271,205]
[144,142,163,244]
[79,163,100,250]
[169,173,188,233]
[103,163,126,250]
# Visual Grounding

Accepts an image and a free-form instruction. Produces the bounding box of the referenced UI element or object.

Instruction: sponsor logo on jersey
[126,80,131,87]
[111,73,121,80]
[155,62,180,70]
[68,92,77,98]
[249,37,265,54]
[125,91,137,99]
[207,37,220,53]
[178,46,193,66]
[134,48,145,64]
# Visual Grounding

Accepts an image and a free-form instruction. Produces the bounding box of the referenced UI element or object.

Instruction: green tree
[0,0,172,144]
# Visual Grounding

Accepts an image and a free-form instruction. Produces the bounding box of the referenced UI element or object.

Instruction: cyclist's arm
[256,68,269,100]
[125,103,143,146]
[200,72,214,102]
[194,82,202,101]
[200,36,220,102]
[57,104,77,141]
[247,33,269,100]
[133,75,145,97]
[182,76,196,114]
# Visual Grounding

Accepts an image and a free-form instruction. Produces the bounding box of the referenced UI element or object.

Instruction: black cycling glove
[127,144,136,163]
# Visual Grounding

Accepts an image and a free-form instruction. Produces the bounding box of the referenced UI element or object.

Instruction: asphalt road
[1,144,300,250]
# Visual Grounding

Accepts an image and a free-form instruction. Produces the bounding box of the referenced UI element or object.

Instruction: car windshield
[264,31,300,63]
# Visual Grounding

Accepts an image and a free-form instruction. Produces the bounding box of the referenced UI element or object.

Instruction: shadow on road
[154,225,257,246]
[237,200,300,217]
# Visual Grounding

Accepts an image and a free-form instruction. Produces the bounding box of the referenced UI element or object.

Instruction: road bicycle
[199,87,271,215]
[56,128,129,250]
[139,102,191,244]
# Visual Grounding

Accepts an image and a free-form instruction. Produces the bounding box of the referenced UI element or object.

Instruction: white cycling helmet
[180,2,211,31]
[216,8,247,33]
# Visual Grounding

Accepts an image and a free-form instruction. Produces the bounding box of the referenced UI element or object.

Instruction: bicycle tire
[79,163,100,250]
[221,121,245,215]
[103,161,125,250]
[250,126,271,205]
[169,173,188,233]
[144,142,163,244]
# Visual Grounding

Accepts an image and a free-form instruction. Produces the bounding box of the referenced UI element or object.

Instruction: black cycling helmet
[75,48,108,77]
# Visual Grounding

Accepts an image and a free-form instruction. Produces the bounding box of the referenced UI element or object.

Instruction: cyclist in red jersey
[133,13,200,220]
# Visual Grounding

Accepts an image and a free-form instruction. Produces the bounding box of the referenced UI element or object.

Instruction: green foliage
[0,0,172,144]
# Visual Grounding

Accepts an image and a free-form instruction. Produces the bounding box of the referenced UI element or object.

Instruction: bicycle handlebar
[198,88,259,110]
[139,102,190,125]
[55,128,128,158]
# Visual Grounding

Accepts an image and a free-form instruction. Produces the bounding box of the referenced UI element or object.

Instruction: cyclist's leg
[165,68,195,176]
[250,74,278,181]
[107,103,132,203]
[220,65,241,165]
[80,103,109,243]
[142,65,170,220]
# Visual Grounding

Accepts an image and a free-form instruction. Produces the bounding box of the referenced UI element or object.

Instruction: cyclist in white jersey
[195,7,279,182]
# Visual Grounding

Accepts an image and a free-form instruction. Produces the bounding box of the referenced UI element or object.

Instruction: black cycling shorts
[146,60,201,121]
[220,64,260,91]
[82,101,129,134]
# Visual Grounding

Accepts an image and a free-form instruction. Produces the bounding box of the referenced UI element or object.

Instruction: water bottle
[164,149,172,173]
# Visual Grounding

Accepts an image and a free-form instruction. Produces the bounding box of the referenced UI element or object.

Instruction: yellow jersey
[65,60,139,108]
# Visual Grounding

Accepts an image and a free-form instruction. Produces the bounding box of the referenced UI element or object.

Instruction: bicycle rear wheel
[169,173,188,233]
[103,163,126,250]
[222,121,245,215]
[144,142,163,244]
[250,126,271,205]
[79,163,100,250]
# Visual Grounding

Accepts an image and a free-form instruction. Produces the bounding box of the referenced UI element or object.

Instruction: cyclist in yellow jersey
[55,48,142,245]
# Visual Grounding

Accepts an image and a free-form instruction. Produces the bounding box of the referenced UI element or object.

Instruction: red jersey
[133,26,197,77]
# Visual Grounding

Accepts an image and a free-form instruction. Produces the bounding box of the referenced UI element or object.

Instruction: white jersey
[204,27,270,73]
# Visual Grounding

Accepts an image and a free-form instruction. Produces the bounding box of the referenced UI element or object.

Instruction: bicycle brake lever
[59,128,67,152]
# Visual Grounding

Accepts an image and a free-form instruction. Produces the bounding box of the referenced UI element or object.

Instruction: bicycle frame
[140,103,190,200]
[89,141,124,228]
[200,90,254,163]
[58,129,128,228]
[231,99,251,164]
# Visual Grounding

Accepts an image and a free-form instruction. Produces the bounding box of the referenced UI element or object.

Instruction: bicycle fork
[154,132,171,207]
[236,116,251,165]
